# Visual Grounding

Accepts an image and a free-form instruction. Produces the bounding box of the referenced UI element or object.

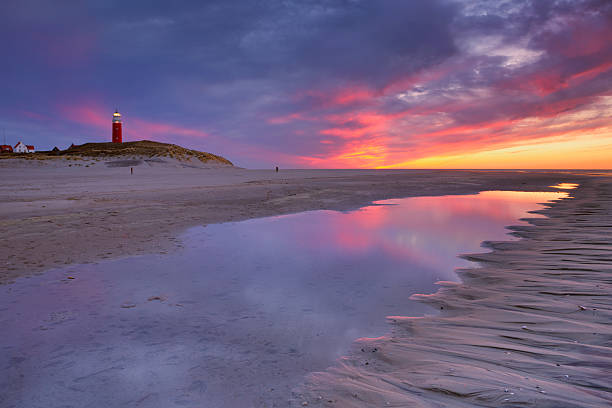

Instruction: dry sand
[1,159,610,407]
[0,158,594,284]
[291,177,612,407]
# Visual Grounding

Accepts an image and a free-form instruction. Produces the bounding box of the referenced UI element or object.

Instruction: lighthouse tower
[112,110,122,143]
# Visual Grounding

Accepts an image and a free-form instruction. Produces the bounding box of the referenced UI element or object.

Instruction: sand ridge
[291,177,612,407]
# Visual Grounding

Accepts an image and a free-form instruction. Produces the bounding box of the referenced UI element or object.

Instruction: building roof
[26,145,34,150]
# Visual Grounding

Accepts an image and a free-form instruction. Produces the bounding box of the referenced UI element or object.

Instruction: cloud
[0,0,610,167]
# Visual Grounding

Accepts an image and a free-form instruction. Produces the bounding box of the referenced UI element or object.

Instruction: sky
[1,0,611,169]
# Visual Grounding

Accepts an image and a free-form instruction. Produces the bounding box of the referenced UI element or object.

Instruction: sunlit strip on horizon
[377,132,612,170]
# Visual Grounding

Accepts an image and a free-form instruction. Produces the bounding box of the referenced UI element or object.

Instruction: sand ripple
[293,178,612,407]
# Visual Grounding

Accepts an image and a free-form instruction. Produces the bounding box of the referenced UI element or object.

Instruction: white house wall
[14,143,33,153]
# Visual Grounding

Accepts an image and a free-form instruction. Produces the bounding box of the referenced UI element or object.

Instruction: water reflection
[550,183,579,189]
[0,190,567,407]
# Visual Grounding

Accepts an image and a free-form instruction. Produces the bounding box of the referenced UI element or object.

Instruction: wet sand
[2,191,568,408]
[292,177,612,407]
[0,162,593,284]
[1,162,610,407]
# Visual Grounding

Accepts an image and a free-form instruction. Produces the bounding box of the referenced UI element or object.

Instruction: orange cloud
[320,112,398,139]
[295,86,377,108]
[331,87,377,105]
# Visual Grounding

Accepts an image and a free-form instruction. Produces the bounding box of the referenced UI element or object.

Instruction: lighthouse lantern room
[112,110,122,143]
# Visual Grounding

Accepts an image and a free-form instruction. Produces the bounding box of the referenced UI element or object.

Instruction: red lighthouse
[112,110,122,143]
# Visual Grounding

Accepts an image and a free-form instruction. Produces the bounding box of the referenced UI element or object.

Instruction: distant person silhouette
[275,166,279,172]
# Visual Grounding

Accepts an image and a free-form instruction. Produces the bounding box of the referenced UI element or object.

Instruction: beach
[4,0,611,405]
[0,162,591,284]
[1,162,610,407]
[293,176,612,407]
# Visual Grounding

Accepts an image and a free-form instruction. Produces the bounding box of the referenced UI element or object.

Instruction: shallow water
[0,190,567,408]
[550,182,579,189]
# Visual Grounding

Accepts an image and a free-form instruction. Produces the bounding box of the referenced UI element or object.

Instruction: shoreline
[0,167,592,284]
[291,177,612,407]
[1,166,610,406]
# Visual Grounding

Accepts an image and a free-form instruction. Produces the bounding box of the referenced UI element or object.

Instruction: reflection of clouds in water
[0,190,566,407]
[550,183,579,190]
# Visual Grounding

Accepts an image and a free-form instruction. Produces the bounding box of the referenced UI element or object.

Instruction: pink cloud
[266,112,305,125]
[58,104,209,143]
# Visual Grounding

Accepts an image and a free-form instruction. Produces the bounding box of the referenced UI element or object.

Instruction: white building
[14,141,35,153]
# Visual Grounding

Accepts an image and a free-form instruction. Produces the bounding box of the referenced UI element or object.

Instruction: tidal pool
[0,190,567,408]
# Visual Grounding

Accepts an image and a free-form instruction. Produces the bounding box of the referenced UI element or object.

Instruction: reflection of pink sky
[376,190,570,223]
[286,191,567,274]
[550,183,579,190]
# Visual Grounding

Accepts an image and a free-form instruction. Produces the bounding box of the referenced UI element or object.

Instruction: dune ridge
[62,140,233,165]
[0,140,233,167]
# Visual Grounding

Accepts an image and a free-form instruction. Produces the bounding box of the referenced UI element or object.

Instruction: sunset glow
[1,1,610,168]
